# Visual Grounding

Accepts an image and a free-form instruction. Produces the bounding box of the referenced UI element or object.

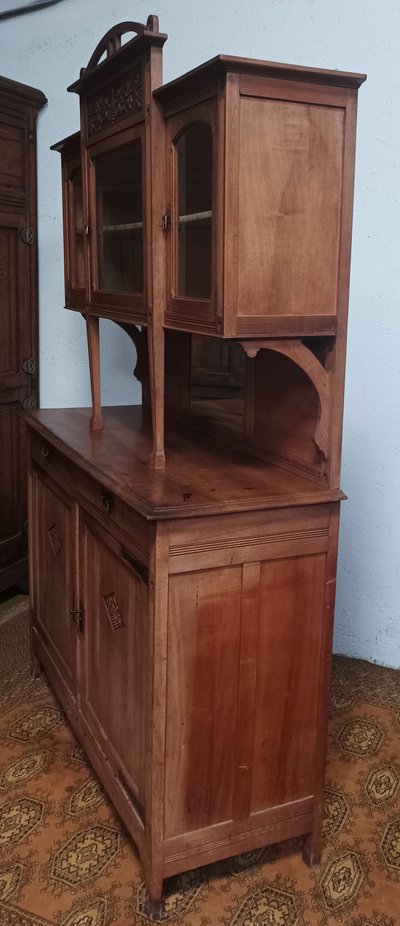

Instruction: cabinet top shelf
[23,407,345,521]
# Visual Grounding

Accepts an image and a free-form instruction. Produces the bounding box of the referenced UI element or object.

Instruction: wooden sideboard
[26,14,366,919]
[26,406,343,918]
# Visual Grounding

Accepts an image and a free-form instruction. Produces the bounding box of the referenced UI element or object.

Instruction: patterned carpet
[0,602,400,926]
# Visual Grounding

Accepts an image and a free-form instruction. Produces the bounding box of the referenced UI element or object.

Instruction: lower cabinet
[28,441,339,913]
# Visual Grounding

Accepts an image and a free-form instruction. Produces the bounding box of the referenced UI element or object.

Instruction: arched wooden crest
[85,16,160,71]
[239,339,331,460]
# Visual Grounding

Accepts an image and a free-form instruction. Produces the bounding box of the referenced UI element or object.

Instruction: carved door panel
[0,79,46,592]
[79,511,149,819]
[0,215,33,587]
[31,469,77,707]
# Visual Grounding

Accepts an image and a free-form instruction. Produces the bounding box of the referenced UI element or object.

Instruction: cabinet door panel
[87,127,146,317]
[165,566,242,838]
[0,218,32,585]
[251,553,326,811]
[80,515,148,811]
[165,101,218,331]
[237,98,344,317]
[33,471,77,704]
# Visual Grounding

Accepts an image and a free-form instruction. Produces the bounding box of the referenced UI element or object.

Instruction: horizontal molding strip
[170,526,329,556]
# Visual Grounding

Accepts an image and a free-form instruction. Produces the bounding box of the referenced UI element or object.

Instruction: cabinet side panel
[237,98,344,316]
[164,566,242,838]
[251,553,326,811]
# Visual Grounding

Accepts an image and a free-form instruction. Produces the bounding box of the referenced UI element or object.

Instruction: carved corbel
[239,339,331,460]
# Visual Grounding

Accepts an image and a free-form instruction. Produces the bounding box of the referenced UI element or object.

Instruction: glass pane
[95,140,143,294]
[72,168,84,289]
[176,123,212,299]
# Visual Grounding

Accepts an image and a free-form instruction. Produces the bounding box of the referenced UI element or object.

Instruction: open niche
[164,331,333,485]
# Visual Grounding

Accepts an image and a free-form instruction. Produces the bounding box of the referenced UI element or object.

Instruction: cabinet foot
[302,831,322,868]
[151,449,166,470]
[90,413,103,431]
[143,897,163,921]
[30,652,41,679]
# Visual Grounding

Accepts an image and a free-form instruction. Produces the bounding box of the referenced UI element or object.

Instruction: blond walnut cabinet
[26,15,365,919]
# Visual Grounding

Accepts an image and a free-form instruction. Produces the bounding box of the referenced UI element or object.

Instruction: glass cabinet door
[70,166,85,292]
[175,122,212,300]
[93,139,143,296]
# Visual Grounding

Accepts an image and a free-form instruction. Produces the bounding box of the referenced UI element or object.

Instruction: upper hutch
[26,15,365,919]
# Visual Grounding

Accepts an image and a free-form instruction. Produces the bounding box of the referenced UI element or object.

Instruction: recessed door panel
[80,514,149,810]
[165,566,242,837]
[237,97,344,317]
[251,553,326,811]
[33,471,77,704]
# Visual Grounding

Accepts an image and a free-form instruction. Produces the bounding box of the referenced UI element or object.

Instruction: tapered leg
[30,650,41,679]
[86,315,102,431]
[147,319,165,468]
[302,817,323,867]
[143,897,163,922]
[143,872,163,922]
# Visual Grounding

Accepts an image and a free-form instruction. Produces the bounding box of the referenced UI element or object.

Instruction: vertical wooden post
[148,320,165,467]
[145,45,166,468]
[86,314,102,430]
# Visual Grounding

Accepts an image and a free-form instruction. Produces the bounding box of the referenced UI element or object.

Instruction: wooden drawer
[167,504,332,573]
[29,430,150,568]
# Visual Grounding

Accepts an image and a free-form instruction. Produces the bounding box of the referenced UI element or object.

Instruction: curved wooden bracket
[239,339,331,460]
[115,322,149,401]
[86,16,160,70]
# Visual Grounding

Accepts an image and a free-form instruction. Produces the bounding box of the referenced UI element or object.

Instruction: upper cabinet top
[155,54,366,113]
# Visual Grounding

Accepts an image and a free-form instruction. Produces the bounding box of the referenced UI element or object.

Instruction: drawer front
[167,504,331,573]
[29,431,150,569]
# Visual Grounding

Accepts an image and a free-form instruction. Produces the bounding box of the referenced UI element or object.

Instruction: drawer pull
[41,445,50,459]
[101,492,113,513]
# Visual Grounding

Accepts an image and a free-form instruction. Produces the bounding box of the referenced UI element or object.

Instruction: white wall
[0,0,399,667]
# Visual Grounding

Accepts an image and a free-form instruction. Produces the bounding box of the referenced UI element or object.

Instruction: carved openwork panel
[103,592,125,631]
[86,66,143,138]
[48,523,62,556]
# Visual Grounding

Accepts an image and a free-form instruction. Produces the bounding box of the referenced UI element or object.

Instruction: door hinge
[22,395,38,410]
[22,357,37,375]
[20,227,34,245]
[70,607,84,633]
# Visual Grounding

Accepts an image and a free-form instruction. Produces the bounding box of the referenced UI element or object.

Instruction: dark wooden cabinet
[0,76,46,593]
[26,15,365,919]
